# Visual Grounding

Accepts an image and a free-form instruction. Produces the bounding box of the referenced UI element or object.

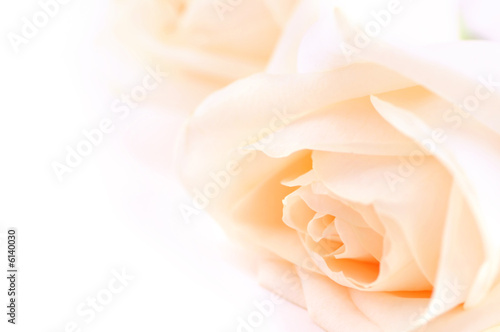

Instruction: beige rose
[178,1,500,331]
[112,0,299,113]
[110,0,300,171]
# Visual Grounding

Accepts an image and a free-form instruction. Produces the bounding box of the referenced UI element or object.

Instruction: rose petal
[257,96,422,158]
[423,182,483,321]
[258,258,307,308]
[334,9,500,136]
[313,151,451,290]
[371,88,500,306]
[297,269,382,332]
[422,283,500,332]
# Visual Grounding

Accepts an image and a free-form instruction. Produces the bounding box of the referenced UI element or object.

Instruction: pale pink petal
[422,182,483,322]
[297,269,382,332]
[179,61,415,192]
[371,88,500,306]
[258,258,307,308]
[297,0,459,73]
[258,97,422,158]
[333,10,500,136]
[348,289,430,332]
[422,283,500,332]
[266,0,322,74]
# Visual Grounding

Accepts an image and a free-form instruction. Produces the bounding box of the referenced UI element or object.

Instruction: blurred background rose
[112,0,300,115]
[107,0,301,173]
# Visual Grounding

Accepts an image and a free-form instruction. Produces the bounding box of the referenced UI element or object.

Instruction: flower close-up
[6,0,500,331]
[113,0,300,113]
[179,1,500,331]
